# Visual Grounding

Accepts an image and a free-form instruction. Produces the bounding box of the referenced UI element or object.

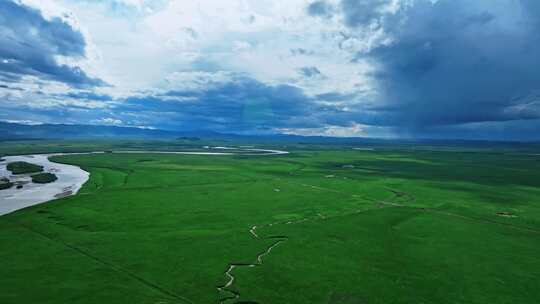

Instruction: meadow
[1,141,539,303]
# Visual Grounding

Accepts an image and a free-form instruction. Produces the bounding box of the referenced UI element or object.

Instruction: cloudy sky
[1,0,540,140]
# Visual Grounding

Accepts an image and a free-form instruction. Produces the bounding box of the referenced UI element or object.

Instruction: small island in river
[1,161,58,192]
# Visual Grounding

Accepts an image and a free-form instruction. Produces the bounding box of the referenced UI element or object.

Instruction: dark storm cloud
[1,76,348,133]
[339,0,391,28]
[307,1,334,18]
[329,0,540,139]
[316,92,358,102]
[0,1,104,87]
[116,77,328,132]
[0,98,111,126]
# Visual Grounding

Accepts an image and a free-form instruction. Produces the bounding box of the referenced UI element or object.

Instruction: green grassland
[1,144,540,303]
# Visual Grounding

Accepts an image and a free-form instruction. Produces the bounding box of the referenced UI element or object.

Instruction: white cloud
[1,119,43,125]
[1,0,394,135]
[93,117,123,125]
[277,122,367,137]
[40,0,376,99]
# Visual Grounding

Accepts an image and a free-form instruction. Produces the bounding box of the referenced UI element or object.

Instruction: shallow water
[115,147,289,156]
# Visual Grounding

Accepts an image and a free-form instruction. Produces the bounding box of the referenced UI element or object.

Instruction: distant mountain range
[0,121,400,144]
[0,121,367,143]
[1,121,538,148]
[0,121,216,140]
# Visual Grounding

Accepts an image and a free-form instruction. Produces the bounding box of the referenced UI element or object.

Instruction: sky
[1,0,540,140]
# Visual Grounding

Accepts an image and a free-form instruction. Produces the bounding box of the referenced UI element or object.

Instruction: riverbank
[0,147,289,216]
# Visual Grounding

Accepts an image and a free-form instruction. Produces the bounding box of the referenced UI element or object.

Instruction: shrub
[31,173,58,184]
[0,178,13,190]
[7,161,44,174]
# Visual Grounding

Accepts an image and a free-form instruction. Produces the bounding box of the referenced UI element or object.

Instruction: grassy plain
[1,141,540,304]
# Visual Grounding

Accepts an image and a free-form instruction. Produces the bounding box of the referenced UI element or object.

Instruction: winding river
[0,148,288,216]
[0,154,90,216]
